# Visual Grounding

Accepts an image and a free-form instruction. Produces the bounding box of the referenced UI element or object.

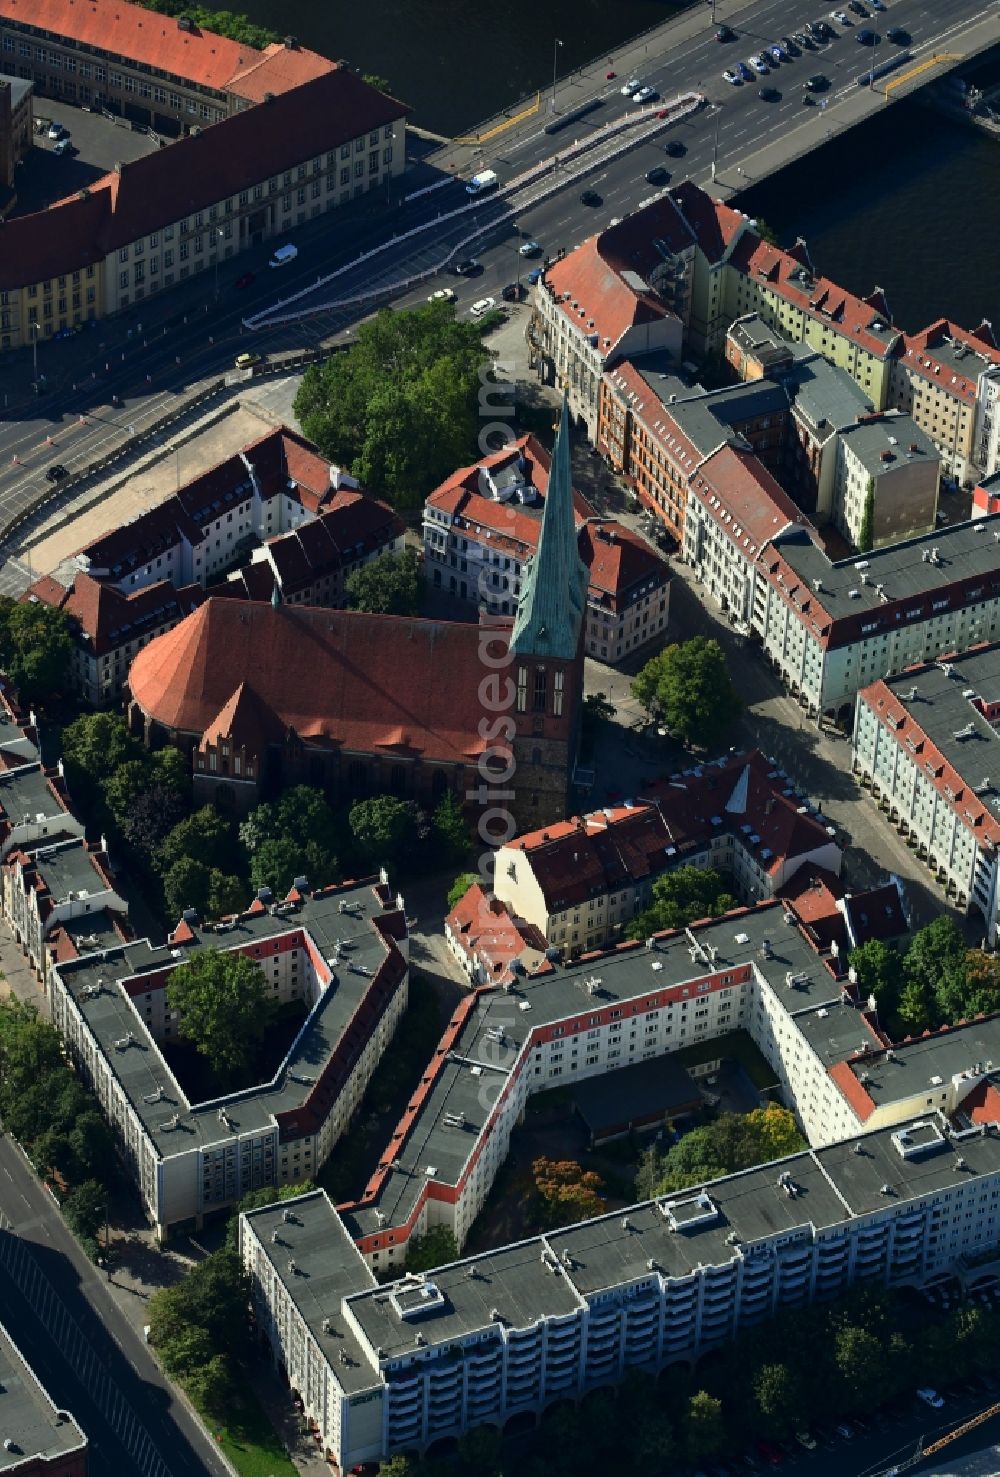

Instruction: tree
[158,1324,216,1378]
[137,0,280,48]
[207,870,248,920]
[898,977,936,1032]
[121,785,191,863]
[858,477,875,553]
[833,1324,884,1409]
[431,790,471,865]
[753,1361,804,1437]
[405,1226,459,1272]
[849,938,904,1018]
[631,638,740,750]
[685,1391,725,1461]
[754,218,779,245]
[955,950,1000,1020]
[349,795,421,867]
[629,865,737,938]
[60,712,143,809]
[250,836,309,898]
[293,305,492,509]
[162,856,213,922]
[905,916,965,999]
[158,806,241,878]
[62,1179,106,1245]
[346,548,424,616]
[183,1354,235,1418]
[532,1157,606,1226]
[584,692,617,724]
[166,952,277,1084]
[447,872,479,911]
[0,597,72,701]
[652,1107,805,1194]
[457,1424,501,1476]
[361,72,391,92]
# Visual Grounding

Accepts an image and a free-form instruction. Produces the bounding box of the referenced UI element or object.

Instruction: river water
[225,0,1000,334]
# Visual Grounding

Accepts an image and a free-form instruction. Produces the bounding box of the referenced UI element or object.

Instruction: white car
[427,288,456,303]
[469,297,496,318]
[633,86,657,102]
[831,9,850,22]
[723,69,741,85]
[47,121,66,140]
[917,1388,945,1410]
[518,240,542,257]
[620,78,641,96]
[751,54,770,73]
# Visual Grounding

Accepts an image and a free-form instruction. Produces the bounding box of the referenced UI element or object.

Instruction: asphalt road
[0,0,992,567]
[0,1135,228,1477]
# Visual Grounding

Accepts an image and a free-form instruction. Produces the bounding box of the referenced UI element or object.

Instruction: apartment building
[832,412,940,550]
[598,361,789,547]
[0,1319,88,1476]
[445,884,547,988]
[531,198,692,439]
[852,643,1000,937]
[889,319,1000,485]
[48,875,409,1239]
[0,0,333,133]
[26,428,400,703]
[0,68,406,348]
[2,837,126,982]
[423,435,670,664]
[493,750,840,956]
[242,887,1000,1469]
[0,71,30,200]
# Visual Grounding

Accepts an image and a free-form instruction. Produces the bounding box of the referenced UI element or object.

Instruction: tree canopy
[638,1106,806,1195]
[147,1245,249,1417]
[447,872,479,911]
[239,785,341,896]
[166,952,276,1085]
[404,1225,459,1272]
[532,1157,606,1226]
[345,547,423,615]
[349,795,422,867]
[293,305,492,508]
[632,637,741,750]
[629,865,737,939]
[431,790,471,866]
[0,598,72,702]
[136,0,280,48]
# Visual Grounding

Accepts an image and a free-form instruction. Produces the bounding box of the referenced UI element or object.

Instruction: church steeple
[510,395,588,661]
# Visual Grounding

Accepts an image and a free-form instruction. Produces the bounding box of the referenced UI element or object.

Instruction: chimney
[114,160,124,174]
[283,34,299,48]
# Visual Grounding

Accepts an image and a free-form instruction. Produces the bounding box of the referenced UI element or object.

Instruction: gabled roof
[0,0,257,91]
[689,444,809,559]
[446,885,547,981]
[200,681,286,752]
[670,180,750,264]
[25,571,205,656]
[223,39,336,103]
[897,319,1000,406]
[128,599,507,765]
[578,523,669,610]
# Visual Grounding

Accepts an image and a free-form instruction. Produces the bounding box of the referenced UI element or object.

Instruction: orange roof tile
[224,40,336,103]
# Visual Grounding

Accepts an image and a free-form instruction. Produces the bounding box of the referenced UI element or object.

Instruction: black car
[664,139,686,157]
[887,26,910,43]
[716,23,736,41]
[758,86,780,101]
[500,282,524,302]
[645,165,669,185]
[452,258,481,276]
[849,0,868,12]
[45,464,68,483]
[580,189,602,206]
[807,73,830,89]
[856,27,878,44]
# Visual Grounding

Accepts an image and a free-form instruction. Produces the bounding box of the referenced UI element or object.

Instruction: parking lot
[12,98,159,217]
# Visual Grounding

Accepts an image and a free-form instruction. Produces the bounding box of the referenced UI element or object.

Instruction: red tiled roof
[828,1059,876,1122]
[843,881,907,946]
[670,180,750,264]
[898,319,1000,407]
[691,444,809,559]
[508,803,675,911]
[262,489,404,596]
[446,885,546,979]
[963,1079,1000,1126]
[542,192,693,353]
[224,40,336,103]
[604,360,704,478]
[578,523,669,610]
[27,571,205,656]
[0,70,407,288]
[781,866,847,952]
[0,0,257,90]
[199,681,286,752]
[128,598,505,765]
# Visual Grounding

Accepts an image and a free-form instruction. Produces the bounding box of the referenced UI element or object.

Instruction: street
[0,1134,230,1477]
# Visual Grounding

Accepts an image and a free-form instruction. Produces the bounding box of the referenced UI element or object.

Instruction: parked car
[737,60,755,80]
[807,73,830,89]
[756,1438,783,1467]
[759,86,781,101]
[831,9,850,24]
[751,53,770,73]
[469,297,496,318]
[452,258,481,276]
[634,86,657,102]
[849,0,868,12]
[45,464,69,482]
[519,240,542,257]
[769,44,787,62]
[234,351,262,370]
[527,266,544,284]
[501,282,524,302]
[887,26,910,43]
[917,1388,945,1409]
[716,23,736,41]
[834,1422,855,1440]
[47,121,66,140]
[795,1430,818,1451]
[723,68,742,84]
[856,28,878,44]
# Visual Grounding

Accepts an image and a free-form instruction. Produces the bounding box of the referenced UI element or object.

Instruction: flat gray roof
[837,413,937,479]
[841,1017,1000,1110]
[346,1235,583,1360]
[0,1321,86,1471]
[242,1191,379,1394]
[782,352,874,434]
[631,369,790,457]
[774,514,1000,622]
[793,999,882,1069]
[879,643,1000,827]
[32,839,108,904]
[0,764,62,824]
[816,1119,1000,1215]
[58,878,400,1155]
[0,75,32,111]
[571,1053,700,1135]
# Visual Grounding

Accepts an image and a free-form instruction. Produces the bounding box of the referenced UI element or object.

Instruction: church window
[553,670,564,717]
[533,669,547,713]
[516,667,527,713]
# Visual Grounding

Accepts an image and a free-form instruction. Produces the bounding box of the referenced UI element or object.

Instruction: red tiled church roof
[128,599,505,765]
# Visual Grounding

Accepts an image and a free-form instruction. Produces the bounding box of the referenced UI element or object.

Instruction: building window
[516,667,527,713]
[533,668,547,713]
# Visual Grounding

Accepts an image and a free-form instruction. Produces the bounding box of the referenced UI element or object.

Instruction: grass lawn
[198,1393,298,1477]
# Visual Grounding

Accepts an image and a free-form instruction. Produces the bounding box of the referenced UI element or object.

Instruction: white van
[465,169,498,197]
[268,243,298,268]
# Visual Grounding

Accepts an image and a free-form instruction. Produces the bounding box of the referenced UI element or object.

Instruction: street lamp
[385,131,397,206]
[551,37,564,113]
[30,319,39,386]
[213,226,225,298]
[710,103,722,181]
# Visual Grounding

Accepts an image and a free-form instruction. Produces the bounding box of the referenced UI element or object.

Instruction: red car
[656,108,670,119]
[606,69,616,79]
[234,271,256,289]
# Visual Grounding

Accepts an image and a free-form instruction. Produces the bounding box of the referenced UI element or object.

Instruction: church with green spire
[506,395,588,829]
